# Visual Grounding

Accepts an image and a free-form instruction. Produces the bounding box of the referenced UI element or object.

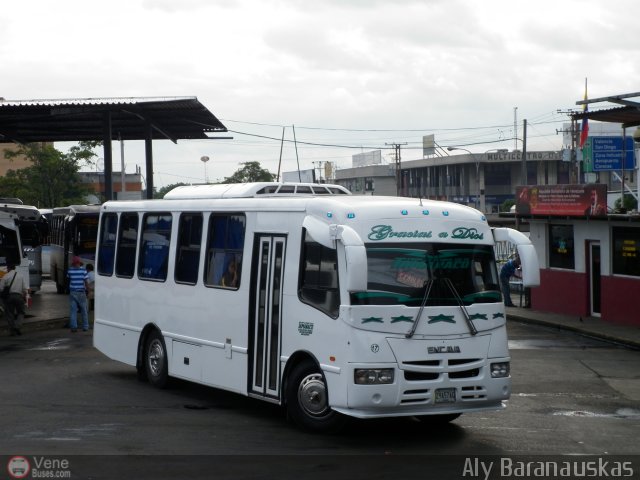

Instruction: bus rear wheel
[145,330,169,388]
[285,360,346,433]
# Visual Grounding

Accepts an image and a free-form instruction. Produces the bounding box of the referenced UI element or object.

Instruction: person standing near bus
[499,256,520,307]
[0,262,28,336]
[67,256,89,332]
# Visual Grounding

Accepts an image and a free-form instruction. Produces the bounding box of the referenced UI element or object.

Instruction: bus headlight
[490,362,510,378]
[354,368,394,385]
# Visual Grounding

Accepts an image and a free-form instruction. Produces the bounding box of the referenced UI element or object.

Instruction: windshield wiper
[443,278,478,336]
[406,279,434,338]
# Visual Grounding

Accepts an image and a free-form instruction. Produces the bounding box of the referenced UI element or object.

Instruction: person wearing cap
[0,262,28,336]
[67,256,90,332]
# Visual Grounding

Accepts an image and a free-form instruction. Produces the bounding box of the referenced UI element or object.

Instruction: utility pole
[520,119,528,186]
[386,142,407,196]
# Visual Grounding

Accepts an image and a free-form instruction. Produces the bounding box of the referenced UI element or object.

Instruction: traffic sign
[591,136,636,171]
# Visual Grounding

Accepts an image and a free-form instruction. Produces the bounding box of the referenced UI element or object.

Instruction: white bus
[0,211,31,291]
[49,205,100,293]
[0,204,49,292]
[93,182,540,431]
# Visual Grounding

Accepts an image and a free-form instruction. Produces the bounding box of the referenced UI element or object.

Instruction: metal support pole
[145,123,154,199]
[520,119,528,186]
[102,111,113,201]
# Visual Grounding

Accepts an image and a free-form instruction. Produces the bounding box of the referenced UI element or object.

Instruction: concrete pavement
[2,279,639,350]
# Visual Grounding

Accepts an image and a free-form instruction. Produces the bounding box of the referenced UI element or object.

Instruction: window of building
[115,213,139,278]
[97,213,118,276]
[557,162,571,184]
[485,163,511,186]
[548,224,575,269]
[204,214,245,289]
[612,227,640,277]
[138,213,172,281]
[298,231,339,317]
[175,213,203,285]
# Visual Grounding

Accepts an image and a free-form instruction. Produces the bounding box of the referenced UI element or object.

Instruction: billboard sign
[515,184,607,218]
[282,169,315,183]
[423,134,435,156]
[353,150,382,168]
[591,136,635,171]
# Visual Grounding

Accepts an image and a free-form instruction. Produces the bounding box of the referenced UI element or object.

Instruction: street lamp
[200,156,210,184]
[447,147,508,212]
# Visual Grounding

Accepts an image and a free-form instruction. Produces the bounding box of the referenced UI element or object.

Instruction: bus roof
[52,204,102,216]
[0,203,43,221]
[103,190,486,226]
[163,182,350,199]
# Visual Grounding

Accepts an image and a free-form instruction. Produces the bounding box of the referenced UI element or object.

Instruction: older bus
[0,204,48,292]
[0,211,30,291]
[93,183,539,431]
[50,205,100,293]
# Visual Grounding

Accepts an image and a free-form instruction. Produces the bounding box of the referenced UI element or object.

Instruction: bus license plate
[435,388,456,403]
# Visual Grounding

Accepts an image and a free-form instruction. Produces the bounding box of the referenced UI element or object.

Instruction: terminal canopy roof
[572,91,640,128]
[0,96,228,199]
[0,96,226,143]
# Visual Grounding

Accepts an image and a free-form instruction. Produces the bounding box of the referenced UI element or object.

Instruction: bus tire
[285,360,346,433]
[144,330,169,389]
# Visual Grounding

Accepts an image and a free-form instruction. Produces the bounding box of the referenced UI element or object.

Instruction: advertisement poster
[515,184,607,217]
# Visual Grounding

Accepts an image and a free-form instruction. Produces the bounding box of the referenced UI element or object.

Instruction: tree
[223,161,275,183]
[154,182,190,199]
[613,194,638,213]
[1,141,99,208]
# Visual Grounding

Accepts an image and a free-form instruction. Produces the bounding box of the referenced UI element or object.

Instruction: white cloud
[2,0,640,187]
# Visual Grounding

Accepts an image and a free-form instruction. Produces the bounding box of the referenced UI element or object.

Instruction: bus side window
[299,231,339,318]
[115,213,139,278]
[175,213,202,285]
[98,213,118,276]
[138,213,172,281]
[204,214,245,289]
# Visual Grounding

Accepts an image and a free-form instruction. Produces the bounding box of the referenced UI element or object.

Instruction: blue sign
[592,136,636,171]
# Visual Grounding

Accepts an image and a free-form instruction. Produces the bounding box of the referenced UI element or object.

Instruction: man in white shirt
[0,262,28,336]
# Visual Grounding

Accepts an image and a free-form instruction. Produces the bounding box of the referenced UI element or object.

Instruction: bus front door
[249,235,286,400]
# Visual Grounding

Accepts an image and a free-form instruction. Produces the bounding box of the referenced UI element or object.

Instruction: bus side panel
[93,321,140,367]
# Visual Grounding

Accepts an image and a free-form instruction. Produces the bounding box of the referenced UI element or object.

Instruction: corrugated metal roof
[0,96,227,143]
[572,105,640,128]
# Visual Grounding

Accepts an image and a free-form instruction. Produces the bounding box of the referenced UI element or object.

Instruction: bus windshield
[350,243,501,307]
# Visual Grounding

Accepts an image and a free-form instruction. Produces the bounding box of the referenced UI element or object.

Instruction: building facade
[335,148,638,214]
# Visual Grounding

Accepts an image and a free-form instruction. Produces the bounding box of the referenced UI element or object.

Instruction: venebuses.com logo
[7,455,71,479]
[7,456,30,479]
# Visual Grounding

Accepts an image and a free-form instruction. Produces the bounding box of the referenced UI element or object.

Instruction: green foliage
[223,161,275,183]
[154,182,190,199]
[501,199,516,213]
[613,194,638,213]
[1,142,98,208]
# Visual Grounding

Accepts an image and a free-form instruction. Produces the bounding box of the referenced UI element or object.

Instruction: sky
[2,0,640,189]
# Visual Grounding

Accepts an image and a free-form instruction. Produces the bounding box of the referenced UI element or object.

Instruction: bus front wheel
[144,330,169,388]
[285,360,346,433]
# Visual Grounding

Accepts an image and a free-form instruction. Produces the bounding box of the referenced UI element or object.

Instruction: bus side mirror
[344,245,368,292]
[493,227,540,287]
[337,225,367,292]
[516,244,540,287]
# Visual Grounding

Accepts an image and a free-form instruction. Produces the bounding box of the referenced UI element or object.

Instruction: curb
[507,313,640,350]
